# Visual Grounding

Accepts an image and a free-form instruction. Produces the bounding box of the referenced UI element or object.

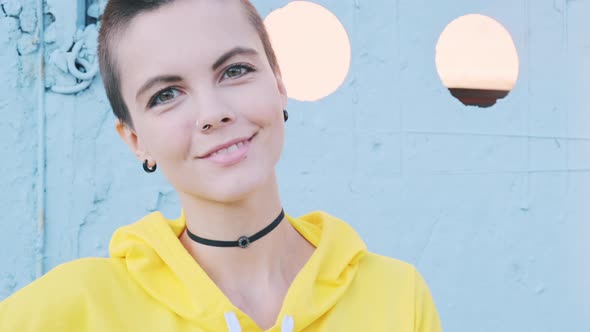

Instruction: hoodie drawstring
[224,312,294,332]
[281,315,294,332]
[225,312,242,332]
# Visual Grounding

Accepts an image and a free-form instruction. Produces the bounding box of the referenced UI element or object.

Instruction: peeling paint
[0,0,40,92]
[93,180,112,204]
[16,32,37,54]
[0,273,17,296]
[0,16,20,44]
[86,0,106,20]
[42,11,55,42]
[17,4,35,33]
[150,190,180,216]
[0,0,38,298]
[44,20,55,43]
[1,0,23,17]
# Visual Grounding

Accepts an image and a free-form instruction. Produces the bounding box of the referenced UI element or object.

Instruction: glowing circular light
[435,14,519,106]
[265,1,351,102]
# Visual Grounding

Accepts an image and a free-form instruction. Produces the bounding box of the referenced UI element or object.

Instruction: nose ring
[196,120,212,131]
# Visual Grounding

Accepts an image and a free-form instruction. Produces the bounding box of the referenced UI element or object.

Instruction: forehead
[120,0,259,52]
[115,0,263,93]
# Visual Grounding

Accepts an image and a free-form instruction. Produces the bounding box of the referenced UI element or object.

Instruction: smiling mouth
[198,133,257,159]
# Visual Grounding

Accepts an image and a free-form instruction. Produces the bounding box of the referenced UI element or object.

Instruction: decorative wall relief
[45,0,105,94]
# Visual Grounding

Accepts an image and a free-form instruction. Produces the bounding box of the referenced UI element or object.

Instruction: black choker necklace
[185,209,285,249]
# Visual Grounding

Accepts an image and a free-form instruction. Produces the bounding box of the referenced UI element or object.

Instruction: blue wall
[1,0,589,330]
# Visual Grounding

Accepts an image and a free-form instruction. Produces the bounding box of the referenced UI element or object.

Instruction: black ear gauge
[143,160,157,173]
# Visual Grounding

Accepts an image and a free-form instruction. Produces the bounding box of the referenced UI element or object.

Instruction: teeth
[209,141,248,157]
[227,144,239,153]
[212,142,243,156]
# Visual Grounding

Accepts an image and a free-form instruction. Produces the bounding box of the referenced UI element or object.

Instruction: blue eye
[148,87,182,108]
[222,64,255,80]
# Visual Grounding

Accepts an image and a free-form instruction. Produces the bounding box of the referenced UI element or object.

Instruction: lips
[198,133,257,159]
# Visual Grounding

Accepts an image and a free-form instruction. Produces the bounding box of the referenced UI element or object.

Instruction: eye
[148,87,182,108]
[222,64,255,80]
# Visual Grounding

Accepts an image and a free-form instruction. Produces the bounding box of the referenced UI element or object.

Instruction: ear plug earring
[283,109,289,122]
[143,160,157,173]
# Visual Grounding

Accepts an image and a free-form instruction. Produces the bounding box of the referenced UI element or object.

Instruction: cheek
[141,111,194,159]
[233,78,284,124]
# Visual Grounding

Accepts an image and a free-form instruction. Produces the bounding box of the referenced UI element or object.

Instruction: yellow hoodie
[0,211,442,331]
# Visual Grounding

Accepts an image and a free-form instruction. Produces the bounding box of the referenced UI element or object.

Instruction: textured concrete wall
[0,0,41,302]
[1,0,589,331]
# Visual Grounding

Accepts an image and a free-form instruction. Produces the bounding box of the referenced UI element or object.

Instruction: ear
[115,119,150,162]
[275,74,288,110]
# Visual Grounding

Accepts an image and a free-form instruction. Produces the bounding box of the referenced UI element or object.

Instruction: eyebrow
[136,75,183,101]
[135,47,259,101]
[212,46,259,71]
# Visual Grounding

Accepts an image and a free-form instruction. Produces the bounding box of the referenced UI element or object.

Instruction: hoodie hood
[109,211,367,331]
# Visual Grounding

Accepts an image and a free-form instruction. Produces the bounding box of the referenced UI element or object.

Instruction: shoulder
[35,257,128,293]
[361,253,438,294]
[1,256,127,304]
[361,252,416,274]
[354,253,438,303]
[50,256,125,277]
[356,252,420,288]
[0,257,127,330]
[354,253,442,331]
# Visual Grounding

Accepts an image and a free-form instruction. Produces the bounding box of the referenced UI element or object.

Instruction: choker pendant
[237,236,250,248]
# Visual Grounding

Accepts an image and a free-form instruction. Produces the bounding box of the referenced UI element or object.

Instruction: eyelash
[221,63,256,80]
[146,63,256,109]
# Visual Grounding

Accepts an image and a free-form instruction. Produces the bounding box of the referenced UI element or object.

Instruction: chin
[200,169,274,204]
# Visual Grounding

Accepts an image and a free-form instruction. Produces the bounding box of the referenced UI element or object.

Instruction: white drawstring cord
[281,315,294,332]
[224,312,294,332]
[225,312,242,332]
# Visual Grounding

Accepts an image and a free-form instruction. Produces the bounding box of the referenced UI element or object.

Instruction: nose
[195,95,236,132]
[196,112,235,132]
[193,86,236,132]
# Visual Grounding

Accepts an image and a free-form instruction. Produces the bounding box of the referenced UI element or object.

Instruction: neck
[178,174,299,288]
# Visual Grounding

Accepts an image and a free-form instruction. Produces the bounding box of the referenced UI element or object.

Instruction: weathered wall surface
[1,0,589,331]
[0,0,42,299]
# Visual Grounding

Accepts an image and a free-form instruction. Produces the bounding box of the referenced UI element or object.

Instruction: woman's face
[116,0,287,202]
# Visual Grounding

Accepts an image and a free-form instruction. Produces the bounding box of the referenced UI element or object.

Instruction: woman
[0,0,442,331]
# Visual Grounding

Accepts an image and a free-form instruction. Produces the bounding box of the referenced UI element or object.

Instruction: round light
[265,1,351,102]
[435,14,519,106]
